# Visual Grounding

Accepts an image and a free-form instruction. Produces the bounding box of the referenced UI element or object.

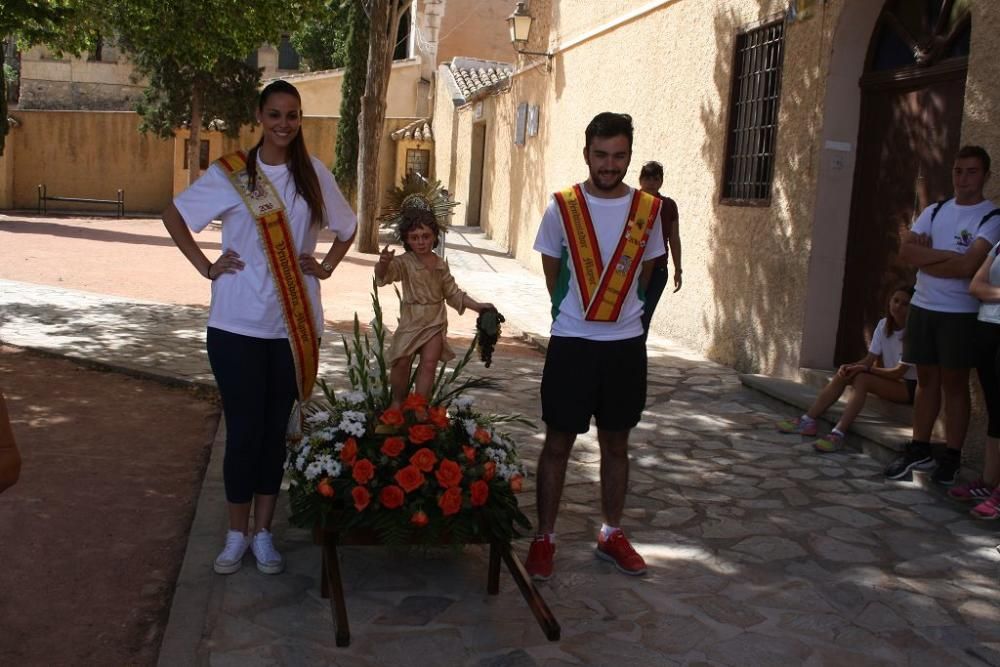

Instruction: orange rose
[381,436,405,458]
[509,474,523,493]
[483,461,496,481]
[402,393,428,411]
[463,445,477,462]
[408,424,436,445]
[380,408,404,427]
[340,437,358,466]
[409,447,437,472]
[470,479,489,507]
[428,405,450,428]
[352,458,375,485]
[435,458,463,488]
[352,485,371,511]
[317,478,335,497]
[438,487,463,516]
[410,510,429,527]
[394,464,426,493]
[379,485,405,509]
[473,427,492,445]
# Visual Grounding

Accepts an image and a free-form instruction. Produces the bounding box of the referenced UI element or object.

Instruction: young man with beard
[525,112,666,580]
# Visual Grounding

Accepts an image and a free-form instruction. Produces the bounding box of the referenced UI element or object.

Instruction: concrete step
[739,373,908,466]
[798,368,946,440]
[740,372,981,492]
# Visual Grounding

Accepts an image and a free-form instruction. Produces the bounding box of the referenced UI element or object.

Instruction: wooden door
[834,0,971,364]
[467,123,486,226]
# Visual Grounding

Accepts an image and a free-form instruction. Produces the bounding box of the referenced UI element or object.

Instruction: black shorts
[902,304,978,368]
[541,335,647,433]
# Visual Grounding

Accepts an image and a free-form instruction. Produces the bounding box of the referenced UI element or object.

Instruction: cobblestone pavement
[4,228,1000,666]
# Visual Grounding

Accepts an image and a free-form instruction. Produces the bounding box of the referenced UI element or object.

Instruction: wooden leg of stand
[320,545,329,599]
[487,542,501,595]
[499,543,561,641]
[322,537,351,647]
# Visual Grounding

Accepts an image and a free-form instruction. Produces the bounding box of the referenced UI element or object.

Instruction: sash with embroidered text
[553,184,660,322]
[216,151,319,421]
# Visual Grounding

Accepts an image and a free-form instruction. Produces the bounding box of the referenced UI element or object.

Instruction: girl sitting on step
[776,285,917,452]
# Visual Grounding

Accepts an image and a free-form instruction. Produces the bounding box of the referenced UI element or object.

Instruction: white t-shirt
[869,317,917,381]
[911,199,1000,313]
[174,155,357,339]
[979,241,1000,324]
[533,186,666,341]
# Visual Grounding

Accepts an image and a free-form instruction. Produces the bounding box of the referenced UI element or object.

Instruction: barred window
[722,19,785,203]
[405,149,430,178]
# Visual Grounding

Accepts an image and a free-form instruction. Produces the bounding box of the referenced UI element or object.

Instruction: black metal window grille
[722,19,785,203]
[405,149,430,177]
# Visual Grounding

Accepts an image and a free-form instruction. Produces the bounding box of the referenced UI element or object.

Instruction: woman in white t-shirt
[777,286,917,452]
[162,81,357,576]
[956,243,1000,517]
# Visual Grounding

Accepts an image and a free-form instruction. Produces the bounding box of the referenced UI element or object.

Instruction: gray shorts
[902,304,978,369]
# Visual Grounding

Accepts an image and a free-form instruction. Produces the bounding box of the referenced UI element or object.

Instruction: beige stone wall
[436,0,515,65]
[289,59,424,118]
[7,110,174,213]
[438,0,852,376]
[18,46,145,111]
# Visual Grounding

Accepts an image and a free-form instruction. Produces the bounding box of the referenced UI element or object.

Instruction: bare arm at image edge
[0,391,21,493]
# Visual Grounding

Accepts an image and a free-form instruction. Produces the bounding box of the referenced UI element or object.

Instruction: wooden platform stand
[315,528,561,647]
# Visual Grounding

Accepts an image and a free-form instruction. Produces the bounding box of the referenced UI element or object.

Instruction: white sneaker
[251,529,284,574]
[214,530,250,575]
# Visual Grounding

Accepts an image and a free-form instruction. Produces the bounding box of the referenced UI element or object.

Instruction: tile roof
[446,57,513,104]
[391,118,433,142]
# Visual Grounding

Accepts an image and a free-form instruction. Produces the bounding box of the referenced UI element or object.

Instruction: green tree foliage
[0,0,98,155]
[104,0,325,182]
[333,0,369,200]
[290,0,351,71]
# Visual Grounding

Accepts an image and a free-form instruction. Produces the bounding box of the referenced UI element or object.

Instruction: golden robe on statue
[377,251,467,364]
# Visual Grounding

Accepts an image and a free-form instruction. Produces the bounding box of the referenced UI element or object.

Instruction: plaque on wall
[527,105,539,137]
[515,102,527,146]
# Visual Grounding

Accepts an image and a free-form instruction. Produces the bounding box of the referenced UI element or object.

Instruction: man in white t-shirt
[525,112,666,581]
[886,146,1000,484]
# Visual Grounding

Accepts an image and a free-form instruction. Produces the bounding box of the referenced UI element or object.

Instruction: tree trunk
[187,84,204,186]
[355,0,410,253]
[1,45,8,158]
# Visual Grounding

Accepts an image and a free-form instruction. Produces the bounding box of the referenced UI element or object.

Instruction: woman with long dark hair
[162,80,357,575]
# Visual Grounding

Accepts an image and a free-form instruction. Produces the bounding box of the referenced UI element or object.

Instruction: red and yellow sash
[217,151,319,403]
[553,185,660,322]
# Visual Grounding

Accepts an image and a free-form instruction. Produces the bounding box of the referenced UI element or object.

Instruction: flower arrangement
[287,286,531,545]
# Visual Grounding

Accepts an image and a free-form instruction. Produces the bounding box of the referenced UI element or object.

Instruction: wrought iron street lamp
[507,2,552,69]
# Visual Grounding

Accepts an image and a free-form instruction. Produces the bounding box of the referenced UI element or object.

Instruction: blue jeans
[641,266,669,336]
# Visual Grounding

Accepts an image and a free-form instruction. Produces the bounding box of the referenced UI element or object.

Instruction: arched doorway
[834,0,972,364]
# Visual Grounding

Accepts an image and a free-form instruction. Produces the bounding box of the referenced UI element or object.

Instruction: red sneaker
[524,535,555,581]
[595,529,647,576]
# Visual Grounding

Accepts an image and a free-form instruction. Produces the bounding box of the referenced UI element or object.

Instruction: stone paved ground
[3,225,1000,665]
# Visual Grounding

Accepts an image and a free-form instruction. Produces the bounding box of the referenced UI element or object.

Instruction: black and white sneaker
[884,442,934,480]
[931,452,961,485]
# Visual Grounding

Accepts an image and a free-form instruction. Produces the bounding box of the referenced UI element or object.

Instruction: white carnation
[305,461,324,481]
[342,391,366,405]
[463,419,477,437]
[342,410,366,423]
[306,410,331,425]
[453,395,474,410]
